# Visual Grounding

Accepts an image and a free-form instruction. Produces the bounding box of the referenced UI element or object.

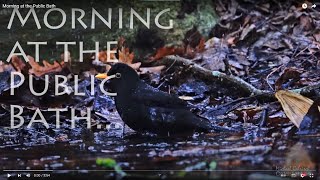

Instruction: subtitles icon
[302,3,308,9]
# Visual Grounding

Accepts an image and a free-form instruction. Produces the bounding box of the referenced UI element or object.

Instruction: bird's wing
[132,81,188,108]
[142,105,212,132]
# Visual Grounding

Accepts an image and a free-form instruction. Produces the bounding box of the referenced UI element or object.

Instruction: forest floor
[0,0,320,179]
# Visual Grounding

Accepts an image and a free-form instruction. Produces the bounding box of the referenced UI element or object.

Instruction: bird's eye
[115,73,121,78]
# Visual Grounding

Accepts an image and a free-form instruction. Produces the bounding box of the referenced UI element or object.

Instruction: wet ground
[1,0,320,179]
[0,117,319,179]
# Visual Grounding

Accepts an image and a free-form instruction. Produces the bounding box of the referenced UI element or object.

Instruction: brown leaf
[275,90,320,128]
[275,68,301,90]
[118,47,134,64]
[196,38,205,52]
[97,50,117,63]
[150,28,205,60]
[150,46,184,60]
[28,56,65,77]
[11,55,27,72]
[98,37,134,64]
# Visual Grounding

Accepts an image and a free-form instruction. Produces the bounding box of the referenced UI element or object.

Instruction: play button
[7,174,11,177]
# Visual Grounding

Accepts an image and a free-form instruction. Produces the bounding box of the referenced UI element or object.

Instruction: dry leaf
[97,50,117,63]
[198,37,228,71]
[28,56,65,77]
[150,47,183,60]
[196,38,205,53]
[118,47,134,64]
[275,68,301,90]
[150,28,205,60]
[11,55,27,72]
[275,90,320,128]
[98,37,134,64]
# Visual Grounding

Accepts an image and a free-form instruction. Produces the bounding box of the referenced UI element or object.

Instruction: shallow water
[0,122,318,179]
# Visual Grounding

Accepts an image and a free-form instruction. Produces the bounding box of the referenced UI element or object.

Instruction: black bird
[96,63,229,135]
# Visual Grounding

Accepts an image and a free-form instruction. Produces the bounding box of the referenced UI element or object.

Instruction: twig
[266,65,283,91]
[155,55,274,98]
[155,55,320,99]
[291,83,320,95]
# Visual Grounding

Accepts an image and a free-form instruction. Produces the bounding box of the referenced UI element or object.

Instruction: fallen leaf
[196,38,205,52]
[11,55,27,72]
[275,68,302,90]
[150,28,205,60]
[28,56,65,77]
[118,47,134,64]
[198,37,228,71]
[150,46,184,60]
[98,37,134,64]
[275,90,320,128]
[97,50,117,63]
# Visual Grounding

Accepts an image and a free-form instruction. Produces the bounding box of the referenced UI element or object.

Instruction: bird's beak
[95,73,108,79]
